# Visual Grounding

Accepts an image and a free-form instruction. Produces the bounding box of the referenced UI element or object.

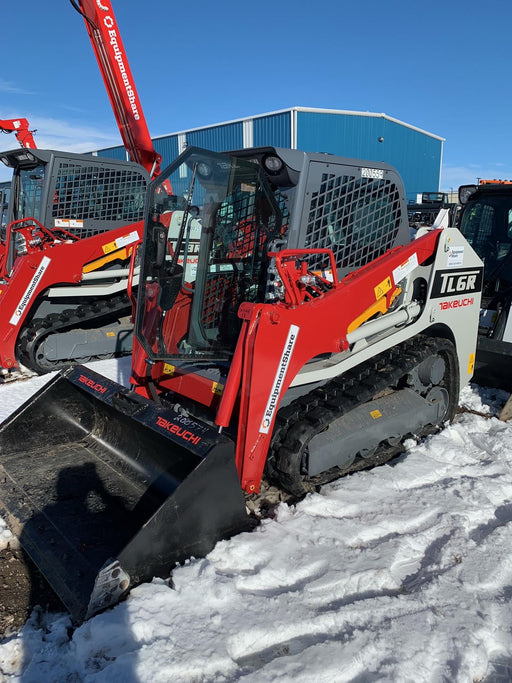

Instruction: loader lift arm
[69,0,161,178]
[0,118,37,149]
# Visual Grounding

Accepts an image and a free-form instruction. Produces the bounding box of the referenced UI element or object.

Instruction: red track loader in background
[0,118,37,150]
[0,0,160,379]
[0,148,149,376]
[0,145,483,622]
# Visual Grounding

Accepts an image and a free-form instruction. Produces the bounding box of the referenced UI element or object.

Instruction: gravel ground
[0,545,63,638]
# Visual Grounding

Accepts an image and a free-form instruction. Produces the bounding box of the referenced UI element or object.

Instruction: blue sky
[1,0,511,191]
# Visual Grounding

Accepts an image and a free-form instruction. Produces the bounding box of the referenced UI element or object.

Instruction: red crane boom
[70,0,161,178]
[0,118,37,149]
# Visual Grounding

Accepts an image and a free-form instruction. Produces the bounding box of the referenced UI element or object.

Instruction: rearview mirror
[458,185,477,205]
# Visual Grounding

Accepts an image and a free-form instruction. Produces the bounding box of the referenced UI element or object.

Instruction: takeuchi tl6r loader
[0,146,483,623]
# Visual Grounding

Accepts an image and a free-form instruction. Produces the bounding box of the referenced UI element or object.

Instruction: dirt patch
[0,545,64,638]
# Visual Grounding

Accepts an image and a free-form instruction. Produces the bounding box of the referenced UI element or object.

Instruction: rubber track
[266,334,458,497]
[16,293,132,373]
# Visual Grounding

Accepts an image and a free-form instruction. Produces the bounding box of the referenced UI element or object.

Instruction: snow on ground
[1,362,512,681]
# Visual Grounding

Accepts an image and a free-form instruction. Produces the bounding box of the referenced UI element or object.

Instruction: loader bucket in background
[0,366,250,623]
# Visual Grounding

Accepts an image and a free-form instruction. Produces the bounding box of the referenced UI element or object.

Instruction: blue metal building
[93,107,443,202]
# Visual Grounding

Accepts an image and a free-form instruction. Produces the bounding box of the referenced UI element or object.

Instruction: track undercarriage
[267,335,458,497]
[15,293,133,375]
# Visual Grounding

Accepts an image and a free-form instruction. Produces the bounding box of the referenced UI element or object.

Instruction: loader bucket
[0,366,250,623]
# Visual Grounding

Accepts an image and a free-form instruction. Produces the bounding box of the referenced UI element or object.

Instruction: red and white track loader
[0,146,483,622]
[0,0,160,379]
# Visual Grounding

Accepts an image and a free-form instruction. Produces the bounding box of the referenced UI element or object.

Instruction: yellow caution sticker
[370,409,382,419]
[374,276,392,300]
[102,240,118,255]
[468,352,475,374]
[163,363,175,376]
[102,230,139,255]
[106,331,115,337]
[212,381,224,396]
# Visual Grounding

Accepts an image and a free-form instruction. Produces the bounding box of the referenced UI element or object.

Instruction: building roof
[152,106,444,143]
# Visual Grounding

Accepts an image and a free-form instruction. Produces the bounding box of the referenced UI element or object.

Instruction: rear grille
[51,162,147,237]
[304,172,402,272]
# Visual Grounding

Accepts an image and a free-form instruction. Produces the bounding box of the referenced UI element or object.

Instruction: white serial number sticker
[361,167,384,179]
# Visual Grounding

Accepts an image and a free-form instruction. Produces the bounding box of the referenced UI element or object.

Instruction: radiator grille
[51,162,147,237]
[305,172,402,271]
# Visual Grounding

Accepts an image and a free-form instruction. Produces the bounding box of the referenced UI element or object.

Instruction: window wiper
[169,163,197,276]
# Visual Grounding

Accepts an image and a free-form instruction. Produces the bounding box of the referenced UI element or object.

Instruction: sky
[1,1,512,189]
[1,358,512,680]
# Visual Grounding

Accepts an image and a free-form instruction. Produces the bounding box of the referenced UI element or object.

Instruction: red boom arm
[0,118,37,149]
[72,0,161,178]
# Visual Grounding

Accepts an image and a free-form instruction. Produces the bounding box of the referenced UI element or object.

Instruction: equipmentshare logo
[103,14,140,121]
[260,324,300,434]
[9,256,51,326]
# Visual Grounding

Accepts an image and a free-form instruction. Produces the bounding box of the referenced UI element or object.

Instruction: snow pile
[0,518,13,549]
[459,382,510,416]
[1,369,512,681]
[0,356,133,426]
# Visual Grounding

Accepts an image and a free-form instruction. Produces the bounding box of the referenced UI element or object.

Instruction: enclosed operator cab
[0,147,149,275]
[458,182,512,388]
